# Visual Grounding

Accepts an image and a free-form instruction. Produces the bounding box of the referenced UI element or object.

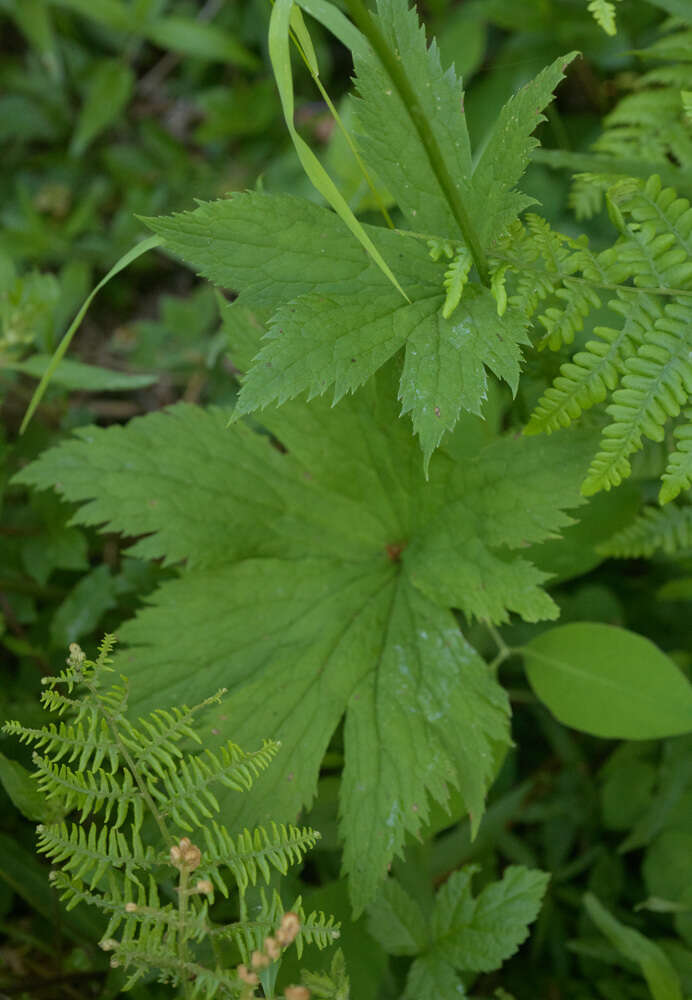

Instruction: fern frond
[537,279,602,350]
[526,291,651,434]
[209,889,340,959]
[32,754,144,829]
[660,411,692,502]
[203,821,321,895]
[124,690,228,774]
[569,172,622,220]
[601,176,692,290]
[598,504,692,557]
[2,718,120,773]
[152,739,281,830]
[582,299,692,494]
[37,821,157,888]
[587,0,618,36]
[441,248,473,319]
[6,635,336,988]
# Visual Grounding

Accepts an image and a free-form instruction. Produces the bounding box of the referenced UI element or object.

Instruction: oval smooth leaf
[523,623,692,739]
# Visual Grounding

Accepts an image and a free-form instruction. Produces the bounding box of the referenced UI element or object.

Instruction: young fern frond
[441,247,473,319]
[536,278,602,351]
[209,889,341,958]
[3,636,338,997]
[525,293,648,434]
[152,740,280,831]
[566,21,692,216]
[587,0,619,36]
[582,298,692,496]
[661,409,692,502]
[598,503,692,557]
[202,821,322,895]
[37,820,156,888]
[521,176,692,499]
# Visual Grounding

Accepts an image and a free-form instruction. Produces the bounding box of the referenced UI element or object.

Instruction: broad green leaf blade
[353,0,474,239]
[405,956,464,1000]
[398,288,530,470]
[406,430,595,622]
[523,623,692,738]
[7,355,156,391]
[366,879,429,955]
[584,893,683,1000]
[234,289,412,415]
[471,52,579,247]
[70,59,134,157]
[430,866,550,972]
[341,578,509,912]
[19,367,595,906]
[144,194,433,307]
[14,405,300,569]
[148,193,530,457]
[19,235,160,434]
[269,0,408,301]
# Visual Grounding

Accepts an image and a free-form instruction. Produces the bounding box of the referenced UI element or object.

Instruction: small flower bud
[251,949,270,970]
[237,964,259,986]
[276,911,301,946]
[170,838,202,871]
[264,935,281,960]
[183,843,201,871]
[125,902,138,912]
[100,939,118,952]
[195,879,213,895]
[284,987,310,1000]
[109,957,120,968]
[67,643,86,669]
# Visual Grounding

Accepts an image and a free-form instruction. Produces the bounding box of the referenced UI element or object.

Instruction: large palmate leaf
[16,362,594,911]
[147,193,529,469]
[146,0,575,467]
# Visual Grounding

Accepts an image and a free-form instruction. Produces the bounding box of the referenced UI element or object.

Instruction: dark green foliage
[2,0,692,997]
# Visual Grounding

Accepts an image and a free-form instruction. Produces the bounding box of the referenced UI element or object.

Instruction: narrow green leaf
[144,17,259,69]
[366,879,428,955]
[584,893,683,1000]
[523,623,692,739]
[269,0,409,302]
[7,356,157,391]
[20,235,161,434]
[70,59,135,157]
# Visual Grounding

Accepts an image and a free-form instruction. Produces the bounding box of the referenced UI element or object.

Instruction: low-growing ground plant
[1,0,692,998]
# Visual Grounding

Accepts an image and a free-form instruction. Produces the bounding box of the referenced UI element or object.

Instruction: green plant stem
[485,622,511,674]
[178,866,192,1000]
[84,677,173,847]
[344,0,490,285]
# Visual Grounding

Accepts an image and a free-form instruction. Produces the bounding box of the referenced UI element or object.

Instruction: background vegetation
[1,1,691,998]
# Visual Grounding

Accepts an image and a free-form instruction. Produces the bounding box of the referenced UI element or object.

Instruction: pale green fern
[598,502,692,557]
[587,0,619,36]
[3,636,339,999]
[520,175,692,501]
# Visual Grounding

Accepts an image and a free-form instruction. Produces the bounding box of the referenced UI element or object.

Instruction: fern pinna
[3,636,339,999]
